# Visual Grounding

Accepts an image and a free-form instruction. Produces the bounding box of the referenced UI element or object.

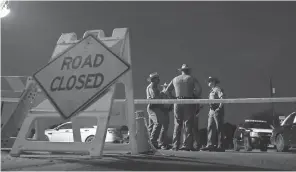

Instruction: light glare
[0,2,10,18]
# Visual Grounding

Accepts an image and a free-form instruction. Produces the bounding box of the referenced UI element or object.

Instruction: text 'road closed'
[50,54,105,92]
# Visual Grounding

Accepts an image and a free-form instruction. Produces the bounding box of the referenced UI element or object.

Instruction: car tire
[85,135,95,143]
[275,134,289,152]
[233,138,240,151]
[244,137,252,151]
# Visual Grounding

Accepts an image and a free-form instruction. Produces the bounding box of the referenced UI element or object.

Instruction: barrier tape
[133,97,296,104]
[2,97,296,104]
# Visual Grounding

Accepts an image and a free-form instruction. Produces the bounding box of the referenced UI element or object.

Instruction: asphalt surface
[1,143,296,171]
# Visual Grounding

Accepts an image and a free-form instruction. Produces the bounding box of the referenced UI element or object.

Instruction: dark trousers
[207,108,224,148]
[192,105,201,149]
[147,107,164,145]
[172,104,196,149]
[192,116,200,149]
[159,110,170,146]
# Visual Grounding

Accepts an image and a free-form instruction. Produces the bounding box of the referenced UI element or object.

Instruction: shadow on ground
[25,154,276,171]
[3,145,296,171]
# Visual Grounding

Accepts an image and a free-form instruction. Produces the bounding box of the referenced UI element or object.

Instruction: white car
[44,122,123,143]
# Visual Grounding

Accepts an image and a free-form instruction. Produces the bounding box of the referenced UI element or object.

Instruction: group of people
[146,64,225,152]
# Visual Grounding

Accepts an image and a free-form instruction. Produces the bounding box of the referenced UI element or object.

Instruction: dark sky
[2,1,296,128]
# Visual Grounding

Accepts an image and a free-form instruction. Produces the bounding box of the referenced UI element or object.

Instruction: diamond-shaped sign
[33,35,130,119]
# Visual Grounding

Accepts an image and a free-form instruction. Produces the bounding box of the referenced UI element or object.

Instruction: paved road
[2,143,296,171]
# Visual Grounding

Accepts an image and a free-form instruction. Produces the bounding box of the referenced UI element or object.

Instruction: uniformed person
[201,76,225,152]
[159,82,173,150]
[146,72,164,148]
[164,64,202,151]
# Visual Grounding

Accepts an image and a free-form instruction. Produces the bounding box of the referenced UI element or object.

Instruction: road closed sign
[33,35,130,119]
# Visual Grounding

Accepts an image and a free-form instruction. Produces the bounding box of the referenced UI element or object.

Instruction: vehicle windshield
[281,112,296,126]
[243,122,272,129]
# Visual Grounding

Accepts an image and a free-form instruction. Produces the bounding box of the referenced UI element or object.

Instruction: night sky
[2,1,296,128]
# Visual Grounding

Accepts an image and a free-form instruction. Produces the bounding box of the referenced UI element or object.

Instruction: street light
[0,0,10,18]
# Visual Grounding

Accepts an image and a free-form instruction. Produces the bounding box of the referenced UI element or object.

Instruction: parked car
[44,122,124,143]
[233,119,274,152]
[270,112,296,152]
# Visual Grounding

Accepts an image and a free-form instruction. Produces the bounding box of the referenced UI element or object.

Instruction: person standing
[146,72,164,149]
[159,82,173,150]
[164,64,202,151]
[201,76,225,152]
[192,104,203,151]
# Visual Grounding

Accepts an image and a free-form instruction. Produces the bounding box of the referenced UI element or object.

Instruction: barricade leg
[119,29,138,155]
[10,115,36,157]
[1,77,39,148]
[89,112,110,158]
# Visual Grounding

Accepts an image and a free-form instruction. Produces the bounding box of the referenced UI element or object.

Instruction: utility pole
[269,77,276,126]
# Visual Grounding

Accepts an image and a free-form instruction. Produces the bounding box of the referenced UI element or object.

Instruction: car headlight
[250,132,259,137]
